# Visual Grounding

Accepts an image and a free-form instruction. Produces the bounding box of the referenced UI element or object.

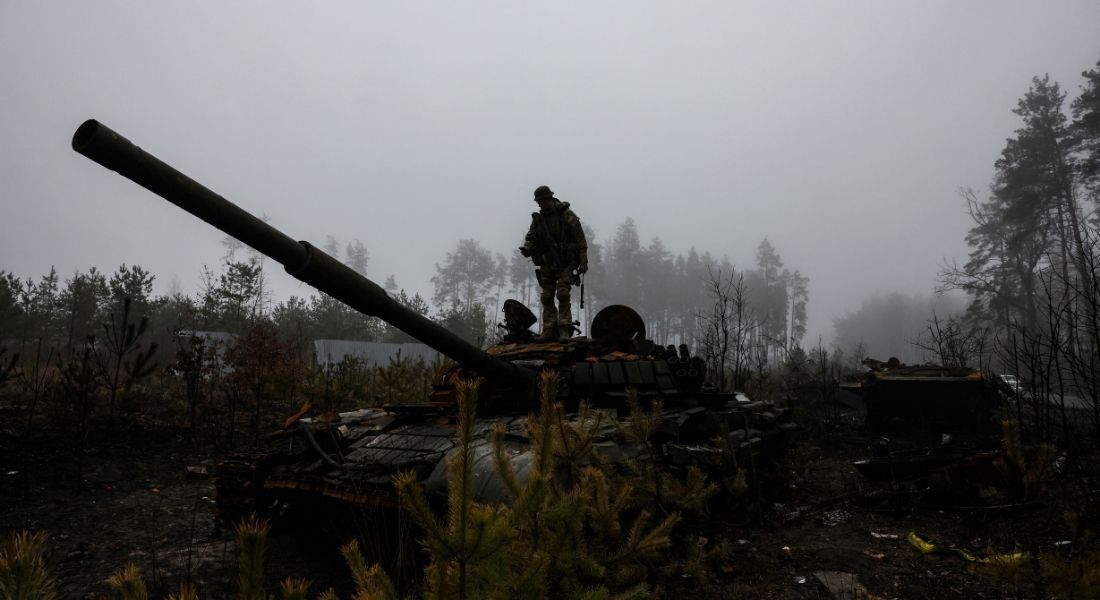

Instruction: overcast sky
[3,1,1099,344]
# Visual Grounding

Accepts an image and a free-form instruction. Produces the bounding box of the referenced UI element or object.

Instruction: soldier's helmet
[533,185,554,201]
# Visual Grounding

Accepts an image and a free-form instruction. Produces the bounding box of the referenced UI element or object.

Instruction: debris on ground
[813,570,882,600]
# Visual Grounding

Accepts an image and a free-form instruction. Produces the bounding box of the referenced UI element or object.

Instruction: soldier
[519,185,588,341]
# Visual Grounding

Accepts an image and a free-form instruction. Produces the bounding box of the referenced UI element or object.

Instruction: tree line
[1,223,809,361]
[432,219,809,359]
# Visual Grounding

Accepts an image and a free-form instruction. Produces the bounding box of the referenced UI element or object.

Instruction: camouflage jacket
[523,200,588,272]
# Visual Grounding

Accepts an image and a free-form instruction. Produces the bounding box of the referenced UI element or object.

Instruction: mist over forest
[5,48,1100,374]
[2,5,1100,374]
[3,3,1099,364]
[0,221,810,357]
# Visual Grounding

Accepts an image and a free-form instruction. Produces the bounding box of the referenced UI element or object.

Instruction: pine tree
[392,373,681,597]
[752,239,789,361]
[431,239,497,313]
[345,239,370,276]
[107,264,154,319]
[608,218,643,305]
[1074,56,1100,194]
[272,296,312,342]
[340,539,398,600]
[91,298,158,429]
[784,270,810,349]
[105,564,148,600]
[0,530,58,600]
[393,378,513,599]
[59,268,108,350]
[23,268,62,348]
[437,303,490,346]
[382,290,431,343]
[641,237,674,341]
[0,271,24,338]
[235,515,269,600]
[944,75,1082,334]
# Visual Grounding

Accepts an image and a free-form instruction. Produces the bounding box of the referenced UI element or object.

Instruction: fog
[3,1,1099,345]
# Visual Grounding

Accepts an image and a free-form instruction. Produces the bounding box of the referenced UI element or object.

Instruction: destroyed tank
[849,358,1004,483]
[71,119,797,526]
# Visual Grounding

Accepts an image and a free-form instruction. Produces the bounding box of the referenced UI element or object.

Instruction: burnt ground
[0,409,1083,599]
[668,430,1042,600]
[0,416,364,599]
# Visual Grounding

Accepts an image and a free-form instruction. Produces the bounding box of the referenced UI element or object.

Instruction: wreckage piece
[852,444,1002,482]
[72,119,797,526]
[859,359,1001,441]
[850,359,1006,489]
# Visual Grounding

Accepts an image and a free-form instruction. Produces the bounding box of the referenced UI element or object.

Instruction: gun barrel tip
[72,119,102,152]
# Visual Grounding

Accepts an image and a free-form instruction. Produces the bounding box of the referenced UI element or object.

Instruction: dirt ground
[671,433,1031,599]
[0,408,1075,599]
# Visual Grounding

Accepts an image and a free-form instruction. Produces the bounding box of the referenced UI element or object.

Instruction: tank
[71,119,797,525]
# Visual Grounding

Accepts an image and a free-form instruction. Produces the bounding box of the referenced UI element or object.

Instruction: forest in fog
[3,53,1100,387]
[0,223,809,367]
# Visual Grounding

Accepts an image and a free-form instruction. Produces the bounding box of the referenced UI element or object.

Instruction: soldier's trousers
[537,268,575,332]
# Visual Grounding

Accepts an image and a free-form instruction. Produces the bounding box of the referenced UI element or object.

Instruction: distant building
[312,339,440,367]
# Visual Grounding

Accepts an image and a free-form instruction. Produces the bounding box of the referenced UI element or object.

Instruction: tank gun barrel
[72,118,527,384]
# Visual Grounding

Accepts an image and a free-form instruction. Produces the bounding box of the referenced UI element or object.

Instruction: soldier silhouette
[519,185,588,341]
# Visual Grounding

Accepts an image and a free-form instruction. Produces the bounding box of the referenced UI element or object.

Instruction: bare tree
[699,266,754,392]
[911,312,990,369]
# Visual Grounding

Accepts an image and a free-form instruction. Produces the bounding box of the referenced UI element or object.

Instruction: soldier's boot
[538,303,558,342]
[556,292,574,341]
[557,321,579,341]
